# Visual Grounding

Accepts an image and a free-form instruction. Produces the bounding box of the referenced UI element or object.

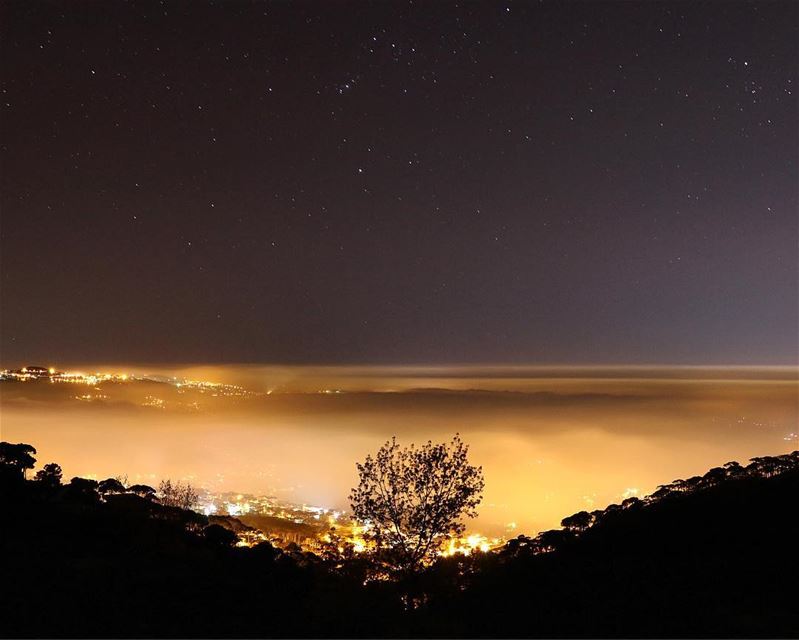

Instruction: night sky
[1,1,796,365]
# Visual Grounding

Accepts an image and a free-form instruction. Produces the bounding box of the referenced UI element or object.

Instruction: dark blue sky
[1,1,796,365]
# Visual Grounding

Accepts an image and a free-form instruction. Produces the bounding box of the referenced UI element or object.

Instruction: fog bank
[2,365,796,535]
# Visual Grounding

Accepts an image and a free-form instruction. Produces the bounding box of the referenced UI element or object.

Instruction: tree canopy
[350,434,484,575]
[158,479,199,509]
[34,463,63,487]
[0,442,37,477]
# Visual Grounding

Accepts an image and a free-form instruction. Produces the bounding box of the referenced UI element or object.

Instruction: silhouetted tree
[536,528,574,552]
[98,478,126,495]
[621,496,641,509]
[158,479,199,510]
[664,479,689,492]
[650,485,675,501]
[128,484,157,499]
[350,434,484,576]
[0,442,37,478]
[180,482,198,510]
[66,477,100,504]
[602,503,621,516]
[502,535,536,557]
[748,455,794,478]
[702,466,728,486]
[685,476,704,490]
[561,510,594,531]
[34,463,62,487]
[723,461,746,478]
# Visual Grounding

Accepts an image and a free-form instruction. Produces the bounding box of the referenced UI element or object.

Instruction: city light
[192,486,504,556]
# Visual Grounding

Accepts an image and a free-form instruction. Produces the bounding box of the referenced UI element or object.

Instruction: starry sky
[1,1,797,365]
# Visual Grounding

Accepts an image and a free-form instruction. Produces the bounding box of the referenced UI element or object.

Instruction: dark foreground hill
[1,447,797,638]
[411,461,799,637]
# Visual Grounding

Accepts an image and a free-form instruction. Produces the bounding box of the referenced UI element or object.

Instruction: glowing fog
[1,364,796,535]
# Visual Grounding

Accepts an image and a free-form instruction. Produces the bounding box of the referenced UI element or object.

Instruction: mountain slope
[1,448,797,637]
[414,463,799,637]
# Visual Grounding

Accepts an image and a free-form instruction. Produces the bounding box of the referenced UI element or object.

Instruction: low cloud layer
[2,365,796,535]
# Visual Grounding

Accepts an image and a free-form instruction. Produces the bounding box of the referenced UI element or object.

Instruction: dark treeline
[414,450,799,637]
[1,442,797,638]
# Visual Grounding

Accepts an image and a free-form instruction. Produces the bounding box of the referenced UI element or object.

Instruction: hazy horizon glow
[2,364,796,536]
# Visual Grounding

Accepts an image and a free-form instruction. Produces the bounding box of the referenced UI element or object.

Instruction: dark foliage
[1,441,797,638]
[203,523,240,547]
[98,477,127,495]
[0,442,36,477]
[411,451,799,638]
[350,435,484,576]
[127,483,157,499]
[0,443,404,638]
[34,462,62,487]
